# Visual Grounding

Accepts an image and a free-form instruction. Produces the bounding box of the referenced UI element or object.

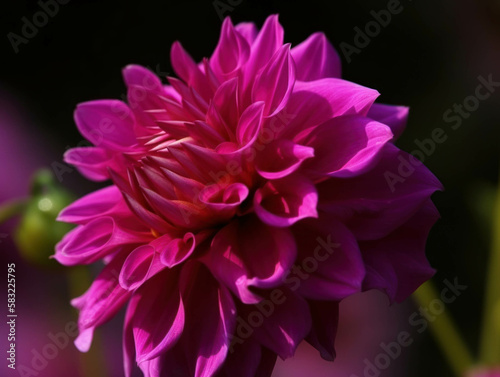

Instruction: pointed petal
[368,103,409,140]
[119,245,166,291]
[234,101,265,149]
[234,22,258,45]
[244,15,284,87]
[318,143,443,240]
[211,18,250,80]
[132,270,185,363]
[252,44,295,117]
[180,262,236,377]
[360,200,439,302]
[171,41,211,100]
[122,65,163,93]
[291,32,341,80]
[243,287,312,359]
[71,251,132,352]
[306,300,339,361]
[75,100,137,150]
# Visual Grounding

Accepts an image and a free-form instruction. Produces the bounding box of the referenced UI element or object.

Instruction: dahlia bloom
[55,15,442,377]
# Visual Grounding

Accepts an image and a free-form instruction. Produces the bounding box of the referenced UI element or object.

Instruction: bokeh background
[1,0,499,376]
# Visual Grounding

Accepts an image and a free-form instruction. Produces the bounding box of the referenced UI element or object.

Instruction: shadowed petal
[306,300,339,361]
[204,216,297,304]
[318,144,443,240]
[240,287,311,359]
[360,200,439,303]
[291,214,365,300]
[255,139,314,179]
[254,175,318,227]
[367,103,409,140]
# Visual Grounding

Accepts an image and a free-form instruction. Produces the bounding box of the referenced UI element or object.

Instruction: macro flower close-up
[4,2,500,377]
[52,14,441,377]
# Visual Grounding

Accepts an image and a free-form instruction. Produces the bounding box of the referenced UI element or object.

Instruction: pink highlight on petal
[255,139,314,179]
[254,175,318,227]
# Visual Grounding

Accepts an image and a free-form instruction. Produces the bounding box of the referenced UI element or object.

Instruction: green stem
[478,168,500,365]
[413,280,474,376]
[0,200,27,224]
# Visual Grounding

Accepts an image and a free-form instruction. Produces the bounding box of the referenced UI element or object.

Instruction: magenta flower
[55,15,442,377]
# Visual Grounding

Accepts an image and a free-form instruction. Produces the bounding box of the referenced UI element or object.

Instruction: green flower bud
[13,169,75,268]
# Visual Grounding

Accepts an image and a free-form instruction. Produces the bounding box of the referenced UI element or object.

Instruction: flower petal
[119,245,165,291]
[241,287,312,359]
[360,200,439,303]
[218,339,274,377]
[305,300,339,361]
[244,15,284,89]
[180,262,236,377]
[318,144,443,240]
[255,139,314,179]
[252,44,295,117]
[64,146,115,181]
[301,115,393,179]
[131,269,185,363]
[57,185,124,224]
[367,103,409,140]
[211,18,250,80]
[122,65,163,93]
[171,41,212,101]
[75,100,138,150]
[71,251,132,352]
[254,175,318,227]
[291,32,341,81]
[54,217,146,266]
[281,78,380,140]
[204,216,297,304]
[291,215,365,300]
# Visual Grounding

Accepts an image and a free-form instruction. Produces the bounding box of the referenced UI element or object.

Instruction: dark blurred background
[1,1,499,376]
